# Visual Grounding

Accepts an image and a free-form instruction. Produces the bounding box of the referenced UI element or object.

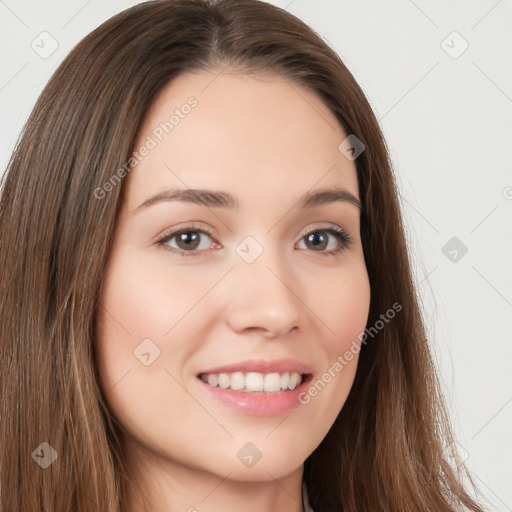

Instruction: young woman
[0,1,485,511]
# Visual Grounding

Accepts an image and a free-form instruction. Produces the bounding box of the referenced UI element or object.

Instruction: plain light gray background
[1,1,510,510]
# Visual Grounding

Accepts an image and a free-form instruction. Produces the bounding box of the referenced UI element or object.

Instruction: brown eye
[157,227,217,255]
[305,231,330,251]
[297,227,352,255]
[173,231,202,251]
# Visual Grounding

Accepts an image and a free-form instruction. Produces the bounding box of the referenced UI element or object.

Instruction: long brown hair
[0,1,485,510]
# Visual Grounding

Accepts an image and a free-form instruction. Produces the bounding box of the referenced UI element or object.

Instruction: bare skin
[95,69,371,512]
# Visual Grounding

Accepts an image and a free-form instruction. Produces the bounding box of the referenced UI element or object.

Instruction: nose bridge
[225,236,302,335]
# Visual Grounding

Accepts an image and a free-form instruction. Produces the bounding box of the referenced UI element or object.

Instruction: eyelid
[297,222,350,240]
[155,222,215,242]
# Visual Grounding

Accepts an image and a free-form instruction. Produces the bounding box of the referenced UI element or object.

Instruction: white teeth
[218,373,230,389]
[207,374,218,387]
[288,372,301,390]
[245,372,264,391]
[200,371,304,393]
[230,371,245,391]
[264,373,282,393]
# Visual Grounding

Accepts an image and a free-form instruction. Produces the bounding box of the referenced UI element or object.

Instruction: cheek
[315,260,371,355]
[94,250,225,407]
[292,259,370,426]
[95,253,180,392]
[97,251,213,346]
[94,253,207,452]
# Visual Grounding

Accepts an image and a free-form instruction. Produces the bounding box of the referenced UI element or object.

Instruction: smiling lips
[196,358,314,415]
[197,357,313,392]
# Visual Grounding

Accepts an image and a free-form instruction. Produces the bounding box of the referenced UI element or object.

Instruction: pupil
[308,232,327,250]
[179,232,199,249]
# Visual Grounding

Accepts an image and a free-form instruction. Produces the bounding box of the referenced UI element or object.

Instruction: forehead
[123,70,359,211]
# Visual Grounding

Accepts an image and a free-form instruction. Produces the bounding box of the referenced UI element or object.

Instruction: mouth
[197,371,313,394]
[195,358,314,415]
[196,370,314,416]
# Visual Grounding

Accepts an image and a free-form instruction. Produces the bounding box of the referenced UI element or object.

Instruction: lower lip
[196,375,313,416]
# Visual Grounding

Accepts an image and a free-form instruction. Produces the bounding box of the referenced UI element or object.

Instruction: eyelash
[155,224,353,257]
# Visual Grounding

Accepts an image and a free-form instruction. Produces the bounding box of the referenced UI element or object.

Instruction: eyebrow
[134,186,362,212]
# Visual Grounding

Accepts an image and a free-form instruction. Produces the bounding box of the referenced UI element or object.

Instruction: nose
[223,248,303,338]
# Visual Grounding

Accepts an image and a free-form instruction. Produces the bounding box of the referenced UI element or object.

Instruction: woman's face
[96,70,370,485]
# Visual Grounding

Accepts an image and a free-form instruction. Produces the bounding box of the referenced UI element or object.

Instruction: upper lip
[197,358,313,376]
